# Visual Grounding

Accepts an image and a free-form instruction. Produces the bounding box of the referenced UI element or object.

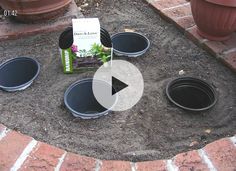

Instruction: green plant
[70,43,111,64]
[90,43,111,63]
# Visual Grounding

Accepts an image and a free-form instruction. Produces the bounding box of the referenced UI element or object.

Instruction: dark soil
[0,0,236,162]
[75,0,102,15]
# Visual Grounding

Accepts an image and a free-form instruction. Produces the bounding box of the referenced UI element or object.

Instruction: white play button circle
[92,60,144,111]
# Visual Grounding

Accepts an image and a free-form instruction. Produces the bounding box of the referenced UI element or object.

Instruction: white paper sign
[72,18,101,57]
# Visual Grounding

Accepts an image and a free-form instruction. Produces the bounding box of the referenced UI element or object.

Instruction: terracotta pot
[0,0,72,23]
[190,0,236,41]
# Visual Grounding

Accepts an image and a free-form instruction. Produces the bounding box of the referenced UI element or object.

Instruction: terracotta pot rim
[17,0,72,15]
[205,0,236,7]
[0,0,72,15]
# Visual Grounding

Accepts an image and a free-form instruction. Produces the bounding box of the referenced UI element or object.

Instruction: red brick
[174,16,195,32]
[204,138,236,171]
[136,160,167,171]
[185,26,208,46]
[174,150,209,171]
[222,33,236,49]
[221,51,236,72]
[202,33,236,57]
[20,142,65,171]
[161,3,191,19]
[0,1,80,41]
[203,41,228,57]
[151,0,187,11]
[100,160,131,171]
[60,152,96,171]
[0,131,32,171]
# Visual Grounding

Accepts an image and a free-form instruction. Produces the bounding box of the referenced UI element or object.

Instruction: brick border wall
[0,124,235,171]
[145,0,236,73]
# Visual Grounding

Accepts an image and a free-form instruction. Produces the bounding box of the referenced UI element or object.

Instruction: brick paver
[204,138,236,171]
[100,161,132,171]
[0,131,32,171]
[174,16,195,31]
[222,52,236,72]
[161,3,191,19]
[60,152,97,171]
[152,0,187,11]
[19,142,65,171]
[174,150,209,171]
[185,26,207,45]
[0,124,235,170]
[136,160,167,171]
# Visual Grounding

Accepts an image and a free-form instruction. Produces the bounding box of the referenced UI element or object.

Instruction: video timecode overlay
[3,10,17,16]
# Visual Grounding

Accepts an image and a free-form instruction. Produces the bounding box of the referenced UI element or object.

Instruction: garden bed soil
[75,0,102,15]
[0,0,235,162]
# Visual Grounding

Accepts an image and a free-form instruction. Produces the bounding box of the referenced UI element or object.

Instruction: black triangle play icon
[112,76,128,95]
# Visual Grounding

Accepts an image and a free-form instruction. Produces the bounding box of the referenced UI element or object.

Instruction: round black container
[111,32,150,57]
[166,77,217,112]
[101,27,112,47]
[59,27,112,49]
[0,57,40,92]
[64,78,117,119]
[59,27,74,49]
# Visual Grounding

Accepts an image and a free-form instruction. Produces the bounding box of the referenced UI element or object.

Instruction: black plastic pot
[64,78,117,119]
[111,32,150,57]
[101,32,112,48]
[59,27,74,49]
[59,27,112,49]
[101,27,112,47]
[0,57,40,92]
[166,77,217,112]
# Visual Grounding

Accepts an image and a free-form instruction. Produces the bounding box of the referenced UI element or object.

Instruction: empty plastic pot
[166,77,217,112]
[64,78,117,119]
[111,32,150,57]
[0,57,40,92]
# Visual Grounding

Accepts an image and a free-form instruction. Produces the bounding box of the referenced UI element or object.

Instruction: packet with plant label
[72,18,101,57]
[60,18,112,74]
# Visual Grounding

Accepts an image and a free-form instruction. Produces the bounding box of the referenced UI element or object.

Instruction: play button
[92,60,144,111]
[112,76,128,95]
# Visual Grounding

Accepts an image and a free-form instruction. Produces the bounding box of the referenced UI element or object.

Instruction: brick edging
[145,0,236,73]
[0,124,235,170]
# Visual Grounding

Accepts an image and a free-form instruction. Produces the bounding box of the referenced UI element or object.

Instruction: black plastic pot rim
[0,57,40,92]
[111,32,150,57]
[64,78,118,118]
[166,77,218,112]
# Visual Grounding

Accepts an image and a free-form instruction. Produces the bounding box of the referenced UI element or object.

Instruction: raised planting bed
[0,0,235,162]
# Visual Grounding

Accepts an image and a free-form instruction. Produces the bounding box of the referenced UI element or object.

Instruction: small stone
[124,28,135,32]
[179,70,185,75]
[205,129,211,134]
[189,141,199,147]
[140,109,144,114]
[81,3,89,8]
